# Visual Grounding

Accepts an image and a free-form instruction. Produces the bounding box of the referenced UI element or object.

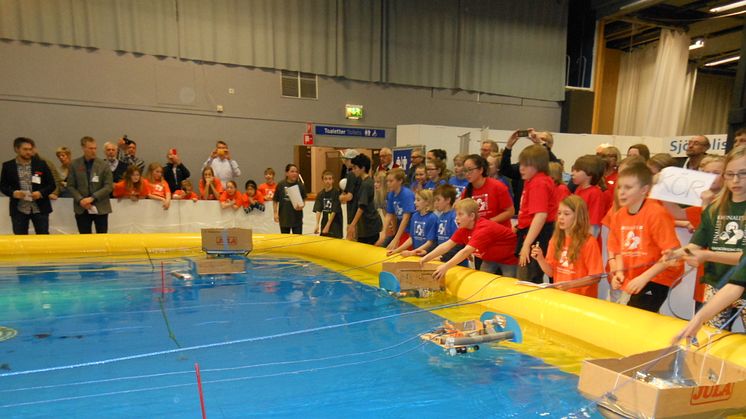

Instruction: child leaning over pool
[243,180,265,213]
[420,198,518,280]
[429,184,467,267]
[313,170,343,238]
[531,195,603,298]
[387,189,438,256]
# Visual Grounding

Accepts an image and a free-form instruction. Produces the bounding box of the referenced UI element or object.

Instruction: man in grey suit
[67,136,113,234]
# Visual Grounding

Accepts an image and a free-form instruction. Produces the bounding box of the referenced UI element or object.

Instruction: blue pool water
[0,256,600,418]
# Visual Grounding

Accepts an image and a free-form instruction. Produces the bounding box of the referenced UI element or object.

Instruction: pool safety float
[421,312,522,356]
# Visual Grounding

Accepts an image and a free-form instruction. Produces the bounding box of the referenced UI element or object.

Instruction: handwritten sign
[650,166,717,207]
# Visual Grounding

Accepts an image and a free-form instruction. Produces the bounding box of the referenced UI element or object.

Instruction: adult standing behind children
[104,141,128,183]
[117,136,145,172]
[273,164,306,234]
[461,155,514,229]
[67,136,113,234]
[163,149,190,194]
[202,140,241,185]
[347,154,382,244]
[0,137,56,234]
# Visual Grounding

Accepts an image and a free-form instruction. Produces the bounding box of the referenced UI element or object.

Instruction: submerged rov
[421,312,522,356]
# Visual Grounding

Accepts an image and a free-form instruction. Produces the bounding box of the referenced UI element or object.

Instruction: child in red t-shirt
[420,198,518,279]
[243,179,266,213]
[145,163,171,210]
[549,162,570,209]
[516,145,557,284]
[258,167,277,201]
[531,195,603,298]
[220,180,245,210]
[572,154,607,237]
[607,162,683,312]
[172,179,199,202]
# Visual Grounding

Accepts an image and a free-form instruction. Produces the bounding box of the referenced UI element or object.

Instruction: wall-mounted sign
[345,104,364,120]
[315,125,385,138]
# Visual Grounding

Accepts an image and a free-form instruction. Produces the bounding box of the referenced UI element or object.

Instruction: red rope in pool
[195,363,207,419]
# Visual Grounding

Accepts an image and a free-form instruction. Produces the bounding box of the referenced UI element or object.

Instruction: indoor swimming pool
[0,254,601,418]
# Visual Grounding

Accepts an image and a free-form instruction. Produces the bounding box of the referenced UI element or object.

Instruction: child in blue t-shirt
[449,153,469,198]
[387,189,438,256]
[431,184,468,267]
[384,168,416,250]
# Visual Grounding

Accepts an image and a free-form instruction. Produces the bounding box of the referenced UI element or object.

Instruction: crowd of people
[0,136,277,234]
[309,129,746,344]
[3,128,746,342]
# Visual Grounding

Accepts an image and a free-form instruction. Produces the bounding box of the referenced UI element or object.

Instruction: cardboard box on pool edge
[578,348,746,418]
[381,261,442,290]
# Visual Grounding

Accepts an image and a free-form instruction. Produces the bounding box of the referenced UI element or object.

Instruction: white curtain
[682,73,734,135]
[614,29,691,137]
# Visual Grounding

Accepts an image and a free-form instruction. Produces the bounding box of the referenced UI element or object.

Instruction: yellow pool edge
[2,233,745,372]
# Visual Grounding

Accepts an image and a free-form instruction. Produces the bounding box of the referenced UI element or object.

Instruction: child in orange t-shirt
[145,163,171,210]
[516,144,558,284]
[258,167,277,201]
[607,162,683,312]
[113,166,148,200]
[199,167,223,200]
[243,180,266,213]
[531,195,603,298]
[172,179,199,202]
[220,180,245,210]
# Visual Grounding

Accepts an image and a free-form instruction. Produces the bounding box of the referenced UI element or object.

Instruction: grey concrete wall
[0,40,561,184]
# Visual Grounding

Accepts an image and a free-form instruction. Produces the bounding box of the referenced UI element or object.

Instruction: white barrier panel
[0,197,319,235]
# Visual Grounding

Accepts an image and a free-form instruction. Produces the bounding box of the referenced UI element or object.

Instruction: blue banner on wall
[315,125,386,138]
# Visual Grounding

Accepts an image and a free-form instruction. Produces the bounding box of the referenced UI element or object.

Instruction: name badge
[91,175,99,183]
[32,175,41,184]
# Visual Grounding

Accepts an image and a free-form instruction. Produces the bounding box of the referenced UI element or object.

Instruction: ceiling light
[689,39,705,50]
[705,55,740,66]
[710,1,746,13]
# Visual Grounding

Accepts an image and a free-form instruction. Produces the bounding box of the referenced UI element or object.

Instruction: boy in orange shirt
[607,162,683,312]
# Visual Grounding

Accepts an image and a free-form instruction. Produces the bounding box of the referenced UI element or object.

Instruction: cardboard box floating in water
[578,348,746,418]
[381,261,442,291]
[201,228,252,255]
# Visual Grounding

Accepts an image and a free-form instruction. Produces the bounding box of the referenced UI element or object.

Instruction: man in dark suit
[0,137,56,234]
[67,136,113,234]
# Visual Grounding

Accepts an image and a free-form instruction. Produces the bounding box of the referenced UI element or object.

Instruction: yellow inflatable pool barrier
[2,233,744,373]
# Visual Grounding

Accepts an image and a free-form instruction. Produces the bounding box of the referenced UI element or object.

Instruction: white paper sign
[286,184,304,208]
[650,166,717,207]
